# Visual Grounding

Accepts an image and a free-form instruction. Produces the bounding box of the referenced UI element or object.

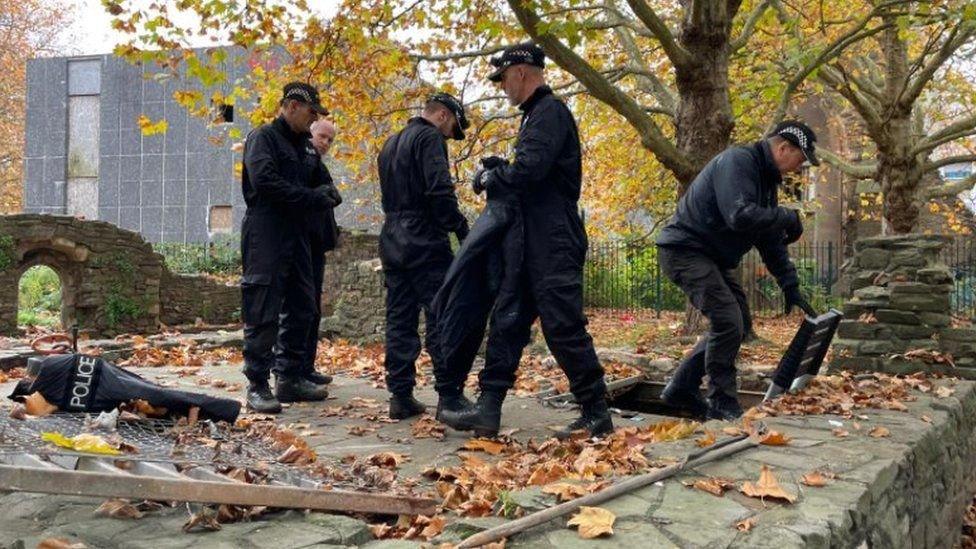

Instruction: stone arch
[16,249,79,329]
[0,214,240,336]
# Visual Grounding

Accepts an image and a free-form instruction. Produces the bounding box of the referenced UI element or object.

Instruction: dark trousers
[241,218,317,383]
[478,271,607,406]
[383,263,449,397]
[277,248,325,378]
[658,246,752,401]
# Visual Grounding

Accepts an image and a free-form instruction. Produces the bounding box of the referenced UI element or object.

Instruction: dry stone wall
[832,234,976,377]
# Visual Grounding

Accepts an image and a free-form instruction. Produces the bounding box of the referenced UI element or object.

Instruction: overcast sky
[55,0,343,56]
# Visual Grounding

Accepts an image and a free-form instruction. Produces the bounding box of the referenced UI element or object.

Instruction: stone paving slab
[0,364,973,548]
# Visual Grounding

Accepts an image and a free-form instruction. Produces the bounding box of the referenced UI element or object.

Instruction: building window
[209,205,233,234]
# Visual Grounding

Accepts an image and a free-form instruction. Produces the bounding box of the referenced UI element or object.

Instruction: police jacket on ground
[377,117,470,271]
[656,140,799,291]
[241,116,339,277]
[8,354,241,423]
[431,188,523,371]
[483,86,587,290]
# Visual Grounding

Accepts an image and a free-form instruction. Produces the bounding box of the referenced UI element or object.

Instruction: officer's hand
[471,167,489,195]
[784,209,803,244]
[481,155,509,170]
[455,224,469,245]
[316,186,339,208]
[783,286,817,317]
[325,185,343,207]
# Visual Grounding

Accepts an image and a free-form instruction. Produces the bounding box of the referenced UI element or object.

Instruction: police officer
[656,121,819,420]
[278,118,342,387]
[377,92,470,420]
[439,43,613,439]
[240,82,337,413]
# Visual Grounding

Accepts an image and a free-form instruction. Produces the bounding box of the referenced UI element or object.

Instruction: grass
[18,265,61,328]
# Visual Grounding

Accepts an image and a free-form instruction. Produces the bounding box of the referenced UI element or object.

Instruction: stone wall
[832,234,976,377]
[0,214,239,336]
[322,231,380,317]
[159,271,240,326]
[321,258,387,343]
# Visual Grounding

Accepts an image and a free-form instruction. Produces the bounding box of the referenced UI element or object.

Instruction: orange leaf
[695,431,717,448]
[758,430,791,446]
[461,438,507,455]
[567,506,615,539]
[832,429,849,438]
[542,482,588,502]
[868,426,890,438]
[800,471,829,487]
[692,477,734,497]
[740,465,796,503]
[735,517,756,532]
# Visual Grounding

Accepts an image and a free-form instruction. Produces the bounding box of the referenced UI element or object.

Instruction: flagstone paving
[0,362,973,548]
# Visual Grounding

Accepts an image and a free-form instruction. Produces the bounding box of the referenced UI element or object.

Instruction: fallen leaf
[37,538,87,549]
[921,415,932,423]
[25,392,58,416]
[567,506,615,539]
[935,386,955,398]
[758,430,791,446]
[8,404,27,420]
[695,431,716,448]
[740,465,796,503]
[182,510,221,532]
[692,477,735,497]
[367,452,407,468]
[543,482,588,502]
[528,462,569,486]
[462,438,507,455]
[735,517,756,532]
[369,523,394,539]
[868,426,890,438]
[419,515,446,539]
[94,499,144,519]
[800,472,829,487]
[832,429,849,438]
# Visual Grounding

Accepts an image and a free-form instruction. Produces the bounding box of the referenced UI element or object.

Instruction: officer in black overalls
[439,44,613,439]
[240,82,337,413]
[283,119,341,387]
[377,93,470,420]
[656,121,818,420]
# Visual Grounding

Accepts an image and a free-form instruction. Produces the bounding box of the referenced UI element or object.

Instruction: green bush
[18,265,62,328]
[154,237,241,276]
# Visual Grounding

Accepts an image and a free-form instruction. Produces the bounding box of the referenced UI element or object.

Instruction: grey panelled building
[23,52,255,243]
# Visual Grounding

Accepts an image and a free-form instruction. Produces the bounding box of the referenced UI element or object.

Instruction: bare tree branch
[818,147,877,179]
[922,154,976,173]
[925,173,976,199]
[819,64,884,132]
[508,0,693,178]
[730,0,773,52]
[624,0,692,68]
[899,23,976,109]
[411,45,508,62]
[913,112,976,155]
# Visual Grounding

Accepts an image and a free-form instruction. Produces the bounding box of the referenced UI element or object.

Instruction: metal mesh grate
[0,414,345,489]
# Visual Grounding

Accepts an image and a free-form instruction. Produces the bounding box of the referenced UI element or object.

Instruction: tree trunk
[877,20,921,234]
[676,2,736,332]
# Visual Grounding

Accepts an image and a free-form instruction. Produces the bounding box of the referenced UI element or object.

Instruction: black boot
[304,370,333,385]
[554,398,614,440]
[706,394,744,421]
[389,394,427,420]
[438,391,504,438]
[275,376,329,403]
[246,380,282,414]
[435,393,474,423]
[661,381,709,419]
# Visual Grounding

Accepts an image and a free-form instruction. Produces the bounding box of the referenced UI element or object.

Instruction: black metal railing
[583,240,842,317]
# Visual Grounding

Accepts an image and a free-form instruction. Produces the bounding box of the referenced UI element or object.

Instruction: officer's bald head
[311,119,337,155]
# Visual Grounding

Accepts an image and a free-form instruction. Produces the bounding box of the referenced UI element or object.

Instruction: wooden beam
[0,465,438,516]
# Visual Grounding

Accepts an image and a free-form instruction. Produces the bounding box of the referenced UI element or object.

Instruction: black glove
[481,155,509,170]
[324,184,342,207]
[784,286,816,317]
[315,186,340,208]
[471,167,492,195]
[783,209,803,244]
[455,223,469,244]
